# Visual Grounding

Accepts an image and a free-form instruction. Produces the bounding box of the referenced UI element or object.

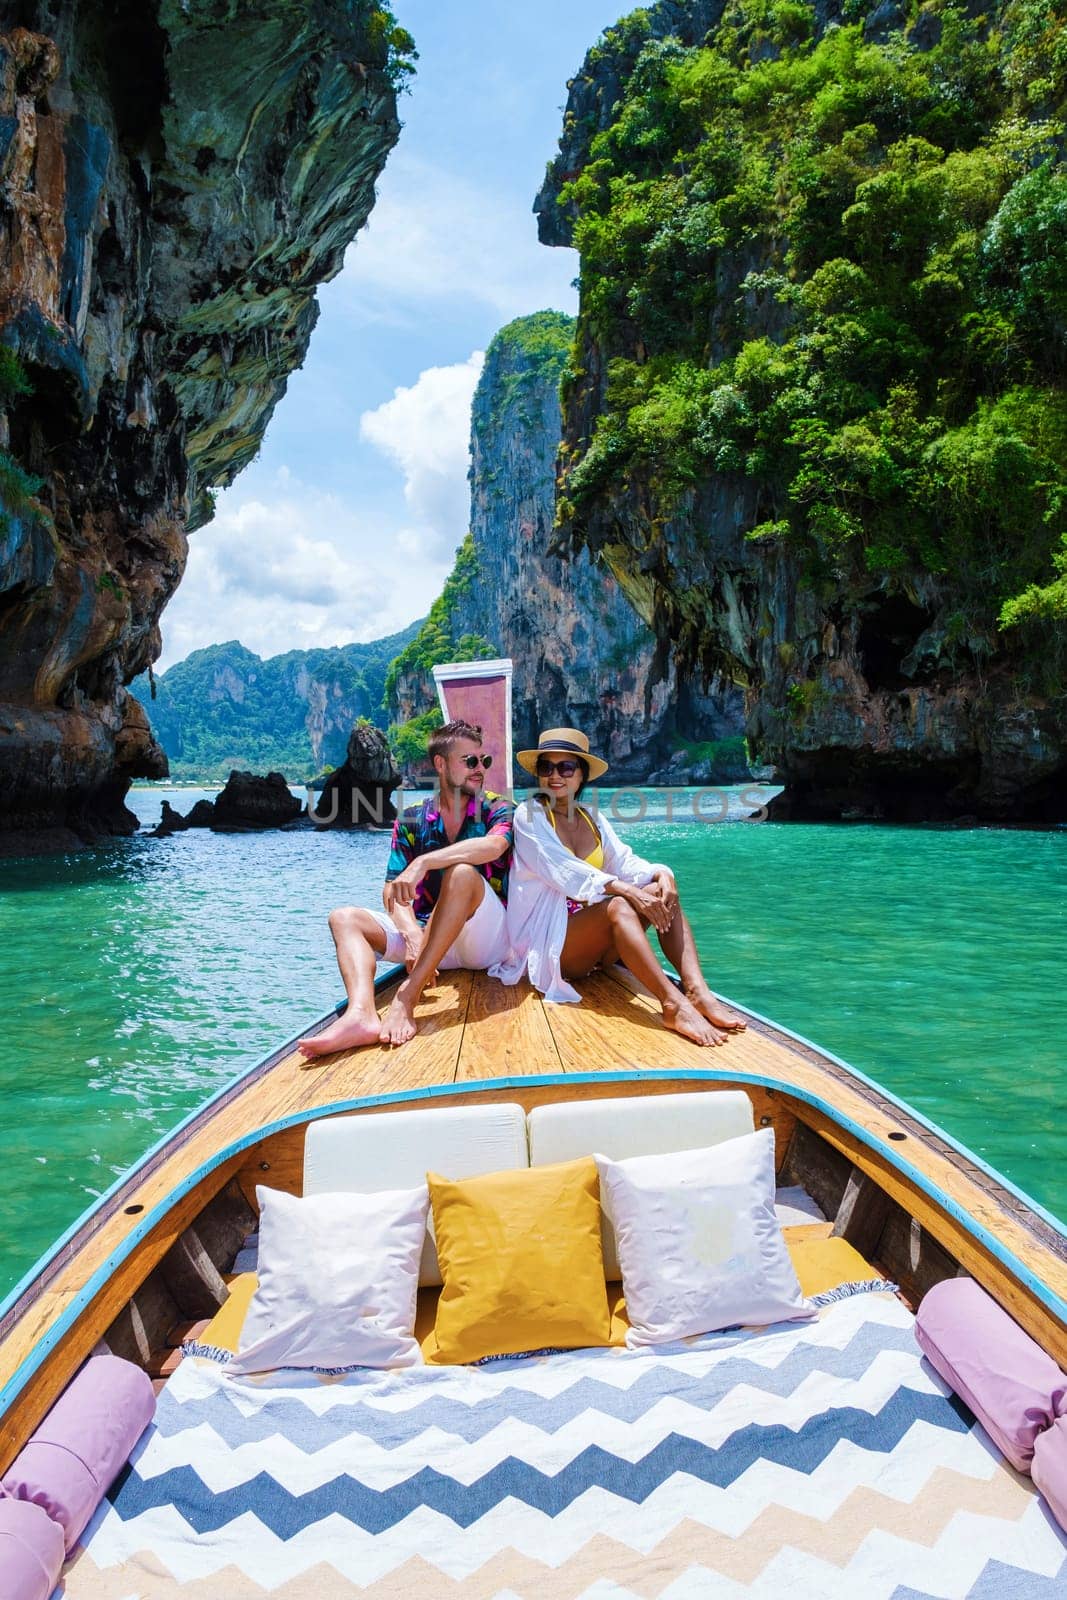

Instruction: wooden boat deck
[3,966,1067,1472]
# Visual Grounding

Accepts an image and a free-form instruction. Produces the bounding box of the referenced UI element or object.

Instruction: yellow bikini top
[545,802,604,869]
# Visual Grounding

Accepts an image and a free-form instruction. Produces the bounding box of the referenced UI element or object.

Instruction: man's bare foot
[685,986,747,1032]
[662,996,726,1047]
[379,986,418,1046]
[298,1008,382,1059]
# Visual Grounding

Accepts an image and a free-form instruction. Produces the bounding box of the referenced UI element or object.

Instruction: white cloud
[156,471,451,670]
[359,353,483,557]
[156,351,488,671]
[339,152,579,325]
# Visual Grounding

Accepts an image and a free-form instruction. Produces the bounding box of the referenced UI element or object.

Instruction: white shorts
[369,884,508,970]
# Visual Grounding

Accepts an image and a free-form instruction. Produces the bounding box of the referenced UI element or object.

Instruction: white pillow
[227,1184,428,1375]
[595,1129,813,1347]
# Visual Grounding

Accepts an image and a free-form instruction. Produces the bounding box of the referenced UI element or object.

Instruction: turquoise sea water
[1,786,1064,1301]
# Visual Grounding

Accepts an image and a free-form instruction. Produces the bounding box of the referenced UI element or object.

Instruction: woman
[490,728,746,1046]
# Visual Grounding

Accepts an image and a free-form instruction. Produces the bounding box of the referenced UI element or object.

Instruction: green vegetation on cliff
[0,349,50,533]
[556,0,1067,677]
[131,622,421,782]
[476,310,575,434]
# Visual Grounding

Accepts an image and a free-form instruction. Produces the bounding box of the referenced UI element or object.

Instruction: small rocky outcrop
[152,771,301,833]
[212,771,302,830]
[312,722,399,828]
[0,4,405,850]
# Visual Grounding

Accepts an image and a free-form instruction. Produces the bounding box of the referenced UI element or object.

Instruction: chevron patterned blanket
[67,1290,1065,1598]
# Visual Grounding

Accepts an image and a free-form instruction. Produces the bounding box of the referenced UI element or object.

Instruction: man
[298,719,513,1055]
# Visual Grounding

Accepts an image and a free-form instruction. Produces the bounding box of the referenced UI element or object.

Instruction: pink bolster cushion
[2,1352,155,1552]
[0,1492,66,1600]
[1033,1416,1067,1532]
[915,1278,1067,1472]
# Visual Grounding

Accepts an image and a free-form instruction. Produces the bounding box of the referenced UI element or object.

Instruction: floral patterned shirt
[385,791,514,923]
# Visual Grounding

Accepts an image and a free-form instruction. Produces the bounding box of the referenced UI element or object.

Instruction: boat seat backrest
[303,1103,528,1286]
[301,1091,757,1286]
[528,1091,755,1278]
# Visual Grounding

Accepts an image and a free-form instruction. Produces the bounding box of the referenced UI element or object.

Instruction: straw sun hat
[516,727,609,781]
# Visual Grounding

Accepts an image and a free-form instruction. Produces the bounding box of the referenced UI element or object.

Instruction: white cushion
[596,1129,813,1347]
[228,1184,428,1375]
[528,1092,755,1278]
[774,1185,827,1227]
[303,1103,528,1285]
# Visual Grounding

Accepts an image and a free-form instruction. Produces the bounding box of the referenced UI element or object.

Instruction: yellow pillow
[425,1157,612,1364]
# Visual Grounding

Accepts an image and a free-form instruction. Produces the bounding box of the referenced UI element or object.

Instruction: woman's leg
[562,900,725,1046]
[656,908,747,1031]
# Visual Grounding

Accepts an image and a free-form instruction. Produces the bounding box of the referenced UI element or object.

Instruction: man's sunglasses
[536,758,581,777]
[460,753,492,770]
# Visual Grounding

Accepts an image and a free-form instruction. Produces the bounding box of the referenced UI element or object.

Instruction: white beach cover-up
[490,798,667,1003]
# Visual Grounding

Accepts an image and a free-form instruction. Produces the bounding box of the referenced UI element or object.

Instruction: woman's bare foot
[298,1008,382,1059]
[661,996,726,1046]
[379,986,418,1046]
[685,986,747,1032]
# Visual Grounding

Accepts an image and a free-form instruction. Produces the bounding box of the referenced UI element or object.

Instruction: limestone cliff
[0,1,408,847]
[389,312,745,784]
[538,1,1066,820]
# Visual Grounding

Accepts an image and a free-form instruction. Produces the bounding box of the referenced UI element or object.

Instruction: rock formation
[537,1,1067,820]
[212,770,302,830]
[311,720,399,827]
[152,771,302,832]
[389,312,746,785]
[0,3,408,850]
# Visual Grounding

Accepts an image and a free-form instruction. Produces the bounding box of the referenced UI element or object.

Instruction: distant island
[129,623,422,784]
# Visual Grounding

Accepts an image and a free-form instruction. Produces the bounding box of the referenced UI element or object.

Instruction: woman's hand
[651,869,679,925]
[615,881,674,933]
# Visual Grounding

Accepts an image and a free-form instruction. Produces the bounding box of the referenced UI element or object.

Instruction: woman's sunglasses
[461,753,492,770]
[536,758,581,777]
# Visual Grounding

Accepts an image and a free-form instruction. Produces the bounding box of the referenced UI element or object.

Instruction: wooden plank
[832,1167,893,1258]
[158,1228,229,1317]
[298,971,475,1096]
[546,969,749,1074]
[166,1317,209,1348]
[780,1121,852,1220]
[456,974,563,1080]
[876,1207,963,1308]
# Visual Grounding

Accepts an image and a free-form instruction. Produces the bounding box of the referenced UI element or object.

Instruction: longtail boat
[2,663,1065,1596]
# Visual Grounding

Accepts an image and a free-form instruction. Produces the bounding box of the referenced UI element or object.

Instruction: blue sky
[159,0,622,669]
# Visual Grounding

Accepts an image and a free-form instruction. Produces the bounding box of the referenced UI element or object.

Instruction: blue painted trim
[0,966,406,1325]
[3,1063,1065,1426]
[730,995,1067,1242]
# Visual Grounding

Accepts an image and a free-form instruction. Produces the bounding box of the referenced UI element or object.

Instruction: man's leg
[657,909,746,1031]
[298,907,389,1058]
[379,865,485,1046]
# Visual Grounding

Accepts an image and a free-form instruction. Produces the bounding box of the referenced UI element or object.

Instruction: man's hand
[651,869,679,926]
[383,859,423,913]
